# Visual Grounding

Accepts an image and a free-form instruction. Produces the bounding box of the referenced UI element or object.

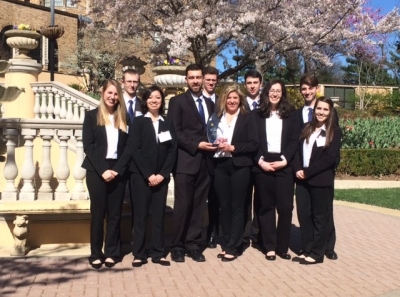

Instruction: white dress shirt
[266,111,282,153]
[105,114,119,159]
[303,125,326,167]
[202,92,216,104]
[302,105,314,123]
[246,97,260,111]
[191,92,209,123]
[144,112,164,141]
[214,110,239,158]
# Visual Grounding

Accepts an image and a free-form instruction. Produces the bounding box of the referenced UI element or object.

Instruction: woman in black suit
[253,79,298,261]
[294,97,342,264]
[129,85,177,267]
[82,79,130,269]
[211,84,258,262]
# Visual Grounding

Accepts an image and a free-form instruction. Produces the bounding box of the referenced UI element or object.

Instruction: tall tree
[91,0,400,79]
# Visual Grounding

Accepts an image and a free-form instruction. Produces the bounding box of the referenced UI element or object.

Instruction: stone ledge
[0,200,90,214]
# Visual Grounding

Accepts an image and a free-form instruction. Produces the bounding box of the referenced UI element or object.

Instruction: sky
[216,0,400,73]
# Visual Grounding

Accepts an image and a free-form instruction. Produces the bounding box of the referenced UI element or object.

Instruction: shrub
[337,149,400,176]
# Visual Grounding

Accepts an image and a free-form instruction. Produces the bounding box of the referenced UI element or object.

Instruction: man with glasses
[122,69,142,124]
[168,64,216,263]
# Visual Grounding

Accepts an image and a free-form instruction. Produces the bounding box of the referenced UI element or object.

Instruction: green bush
[337,149,400,176]
[340,117,400,149]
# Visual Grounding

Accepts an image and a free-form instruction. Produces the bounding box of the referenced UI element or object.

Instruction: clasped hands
[148,174,164,187]
[258,159,287,172]
[198,138,233,152]
[102,170,118,182]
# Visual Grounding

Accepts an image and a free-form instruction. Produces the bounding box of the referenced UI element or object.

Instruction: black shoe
[152,258,171,266]
[277,252,291,260]
[265,252,276,261]
[132,258,148,268]
[90,259,103,269]
[187,249,206,262]
[171,250,185,262]
[325,251,338,260]
[242,240,250,251]
[300,257,323,265]
[292,255,306,262]
[104,259,115,268]
[221,254,237,262]
[207,236,217,249]
[217,252,225,259]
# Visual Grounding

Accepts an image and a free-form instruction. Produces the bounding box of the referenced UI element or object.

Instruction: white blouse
[214,111,239,158]
[144,112,164,141]
[105,114,119,159]
[266,111,282,153]
[303,125,326,167]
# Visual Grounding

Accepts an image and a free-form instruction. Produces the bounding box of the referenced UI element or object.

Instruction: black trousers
[254,167,294,254]
[243,173,261,246]
[326,191,336,253]
[171,158,210,251]
[296,182,332,261]
[214,158,250,255]
[131,173,168,261]
[86,160,127,263]
[207,177,220,239]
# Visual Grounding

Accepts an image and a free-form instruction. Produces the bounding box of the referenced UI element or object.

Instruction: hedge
[337,149,400,176]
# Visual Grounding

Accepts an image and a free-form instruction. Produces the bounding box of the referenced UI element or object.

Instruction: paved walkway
[1,181,400,297]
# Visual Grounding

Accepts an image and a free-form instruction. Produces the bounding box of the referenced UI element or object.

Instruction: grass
[335,188,400,210]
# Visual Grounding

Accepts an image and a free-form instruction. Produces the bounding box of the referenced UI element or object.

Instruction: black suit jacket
[167,90,215,175]
[253,110,299,174]
[213,112,258,167]
[128,116,177,179]
[294,126,342,187]
[82,108,130,175]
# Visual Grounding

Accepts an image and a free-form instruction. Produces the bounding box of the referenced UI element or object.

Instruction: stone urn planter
[40,25,65,40]
[153,65,186,87]
[120,55,147,74]
[4,30,41,59]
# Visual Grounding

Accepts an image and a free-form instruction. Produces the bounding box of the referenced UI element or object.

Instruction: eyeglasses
[269,90,282,94]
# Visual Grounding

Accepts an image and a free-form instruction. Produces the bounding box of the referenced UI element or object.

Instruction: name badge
[316,136,326,147]
[126,125,129,134]
[159,131,172,143]
[135,111,143,117]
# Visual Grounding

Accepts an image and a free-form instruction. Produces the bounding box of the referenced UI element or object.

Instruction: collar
[246,96,260,104]
[124,93,137,102]
[303,105,314,111]
[144,112,164,121]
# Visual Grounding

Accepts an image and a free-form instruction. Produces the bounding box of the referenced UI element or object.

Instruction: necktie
[197,98,206,126]
[308,107,313,123]
[252,101,258,110]
[128,100,134,124]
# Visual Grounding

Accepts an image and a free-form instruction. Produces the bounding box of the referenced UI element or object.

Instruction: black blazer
[294,126,342,187]
[128,116,177,179]
[167,90,215,175]
[253,110,299,174]
[82,108,130,175]
[213,112,259,167]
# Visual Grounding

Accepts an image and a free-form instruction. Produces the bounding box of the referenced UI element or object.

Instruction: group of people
[82,65,342,269]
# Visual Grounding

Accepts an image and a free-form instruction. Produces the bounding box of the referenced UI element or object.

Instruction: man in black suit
[242,69,263,252]
[295,74,338,260]
[202,66,220,248]
[122,69,143,123]
[168,64,216,262]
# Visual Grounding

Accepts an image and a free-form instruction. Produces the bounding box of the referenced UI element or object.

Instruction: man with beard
[168,64,216,262]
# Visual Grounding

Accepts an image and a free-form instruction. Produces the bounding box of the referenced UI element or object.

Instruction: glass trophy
[207,113,227,146]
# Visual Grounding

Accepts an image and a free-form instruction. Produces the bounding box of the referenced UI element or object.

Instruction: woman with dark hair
[212,84,258,261]
[82,79,130,269]
[129,85,177,267]
[253,79,298,261]
[294,97,342,265]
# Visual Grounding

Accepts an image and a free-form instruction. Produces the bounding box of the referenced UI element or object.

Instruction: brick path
[1,202,400,297]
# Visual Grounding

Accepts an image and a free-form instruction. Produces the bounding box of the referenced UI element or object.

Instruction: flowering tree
[91,0,400,79]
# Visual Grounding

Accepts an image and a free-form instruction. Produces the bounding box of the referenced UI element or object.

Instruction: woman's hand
[148,174,159,187]
[218,142,234,152]
[270,160,287,170]
[296,170,305,179]
[259,161,275,172]
[102,170,117,182]
[155,174,164,184]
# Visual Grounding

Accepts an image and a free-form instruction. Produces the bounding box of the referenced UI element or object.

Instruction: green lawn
[335,188,400,210]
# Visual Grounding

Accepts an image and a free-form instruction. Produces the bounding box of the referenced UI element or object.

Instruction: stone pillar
[37,129,54,200]
[54,130,71,201]
[20,129,37,201]
[72,130,87,200]
[2,128,19,201]
[3,59,42,119]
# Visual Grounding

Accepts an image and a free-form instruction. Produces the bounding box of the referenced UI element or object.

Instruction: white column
[54,130,71,201]
[72,130,87,200]
[37,129,54,200]
[53,88,61,120]
[39,86,47,119]
[72,98,80,121]
[79,104,86,121]
[2,128,19,201]
[65,94,73,120]
[60,93,67,119]
[19,129,37,201]
[32,86,40,119]
[46,86,54,119]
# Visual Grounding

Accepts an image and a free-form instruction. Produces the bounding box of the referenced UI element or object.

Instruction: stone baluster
[72,130,87,200]
[19,129,37,201]
[79,103,86,121]
[0,103,4,117]
[53,88,61,120]
[60,93,67,119]
[72,98,80,121]
[32,86,40,119]
[2,128,19,201]
[55,130,71,201]
[65,94,73,120]
[39,87,47,119]
[46,87,54,119]
[37,130,54,200]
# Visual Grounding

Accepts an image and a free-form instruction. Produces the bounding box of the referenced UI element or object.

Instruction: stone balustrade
[30,82,99,120]
[0,118,87,202]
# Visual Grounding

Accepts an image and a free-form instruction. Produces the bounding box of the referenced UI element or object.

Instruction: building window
[44,0,77,8]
